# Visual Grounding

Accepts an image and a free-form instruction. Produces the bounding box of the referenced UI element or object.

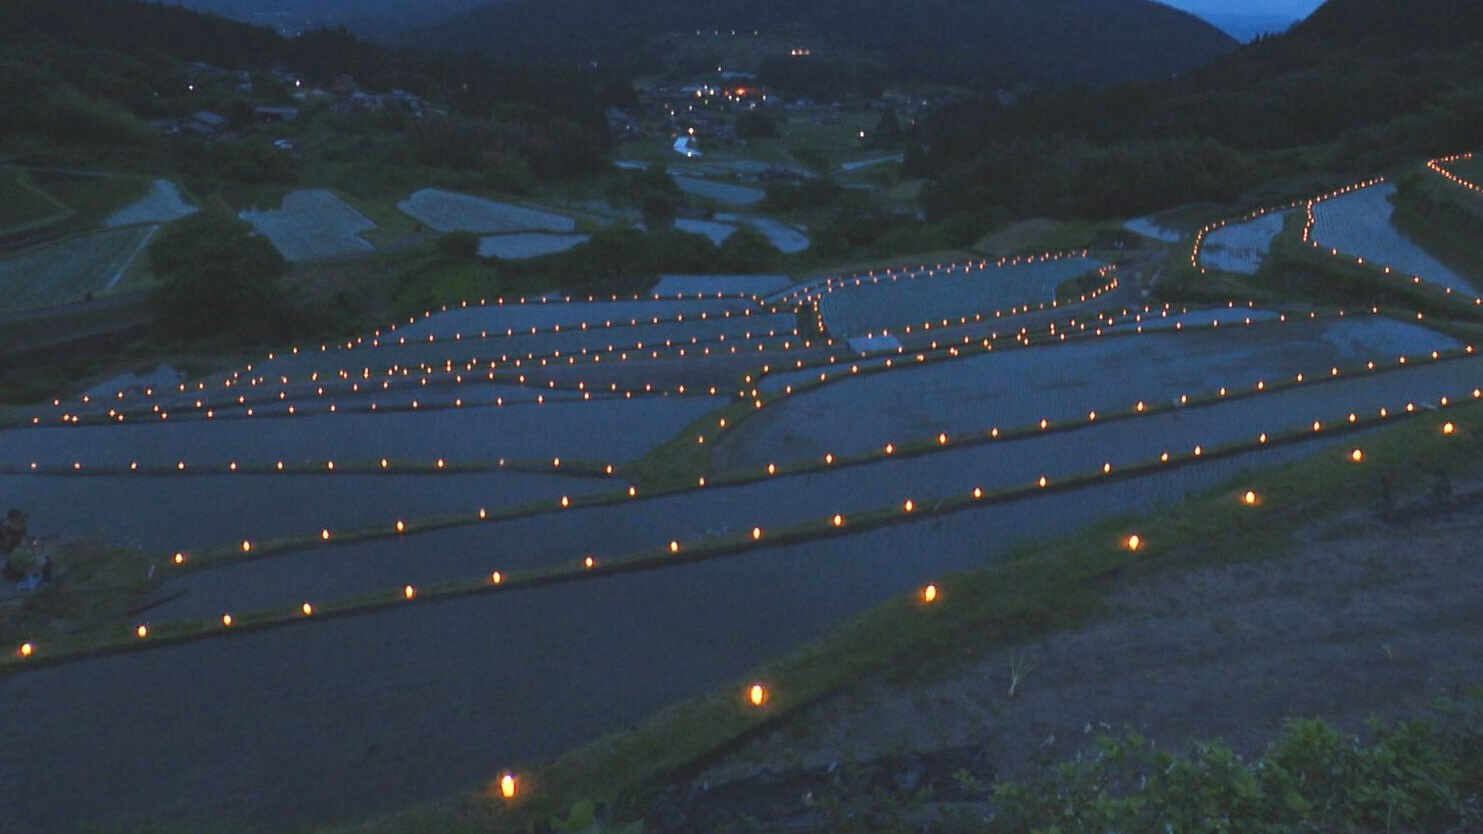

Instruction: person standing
[1,509,26,555]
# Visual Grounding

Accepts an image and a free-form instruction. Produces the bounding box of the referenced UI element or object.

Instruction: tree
[437,231,481,259]
[736,110,779,139]
[716,226,781,272]
[148,210,287,340]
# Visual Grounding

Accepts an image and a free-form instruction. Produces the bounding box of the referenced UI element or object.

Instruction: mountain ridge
[399,0,1238,88]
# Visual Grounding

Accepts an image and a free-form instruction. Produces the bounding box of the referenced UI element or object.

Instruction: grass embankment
[1391,166,1483,287]
[0,168,73,233]
[0,538,161,650]
[29,170,150,225]
[323,395,1483,832]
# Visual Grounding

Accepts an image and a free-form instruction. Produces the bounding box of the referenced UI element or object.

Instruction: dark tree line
[908,2,1483,221]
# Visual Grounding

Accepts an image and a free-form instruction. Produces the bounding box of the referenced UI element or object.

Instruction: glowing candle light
[903,499,914,513]
[241,540,252,553]
[222,614,233,627]
[752,527,763,540]
[1351,449,1364,463]
[173,552,185,565]
[669,541,680,553]
[19,642,33,657]
[135,625,148,639]
[499,773,518,799]
[748,683,768,707]
[1243,490,1259,506]
[1125,534,1143,552]
[403,585,416,600]
[832,514,845,527]
[301,602,314,616]
[1443,422,1456,435]
[921,584,938,604]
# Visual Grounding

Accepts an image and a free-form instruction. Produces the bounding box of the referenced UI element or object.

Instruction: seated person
[5,544,50,586]
[1,509,26,555]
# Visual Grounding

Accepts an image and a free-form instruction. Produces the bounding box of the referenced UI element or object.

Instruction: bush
[437,231,481,259]
[985,702,1483,834]
[148,209,287,340]
[716,226,781,272]
[736,110,779,139]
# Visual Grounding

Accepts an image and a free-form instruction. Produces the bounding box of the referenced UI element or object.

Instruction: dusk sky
[1162,0,1325,16]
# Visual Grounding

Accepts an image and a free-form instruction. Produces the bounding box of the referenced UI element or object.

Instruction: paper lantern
[748,683,768,707]
[135,625,148,639]
[921,584,938,604]
[1125,534,1143,552]
[832,514,845,527]
[403,585,416,600]
[1443,422,1456,435]
[490,571,503,585]
[499,773,518,799]
[221,614,233,627]
[1243,490,1258,506]
[301,602,314,616]
[173,553,185,565]
[17,643,32,658]
[1351,449,1364,463]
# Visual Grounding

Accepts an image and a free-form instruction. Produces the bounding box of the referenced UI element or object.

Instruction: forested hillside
[909,0,1483,221]
[0,0,625,183]
[402,0,1236,88]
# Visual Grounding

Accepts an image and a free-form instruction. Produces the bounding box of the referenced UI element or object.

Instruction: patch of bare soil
[686,501,1483,825]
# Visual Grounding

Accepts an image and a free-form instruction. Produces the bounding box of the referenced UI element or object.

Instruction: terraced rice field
[477,233,590,259]
[239,189,376,262]
[105,179,197,227]
[5,226,1483,831]
[1124,216,1185,243]
[671,175,765,206]
[1198,210,1289,274]
[398,188,575,234]
[811,254,1106,338]
[1311,183,1479,294]
[674,217,737,245]
[0,225,157,310]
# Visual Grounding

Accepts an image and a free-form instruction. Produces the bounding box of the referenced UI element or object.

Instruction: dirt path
[703,502,1483,790]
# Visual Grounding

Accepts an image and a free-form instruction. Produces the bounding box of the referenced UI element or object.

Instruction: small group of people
[2,509,51,590]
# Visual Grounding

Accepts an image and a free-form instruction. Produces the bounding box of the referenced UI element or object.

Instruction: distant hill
[1199,13,1298,42]
[157,0,506,38]
[1291,0,1483,49]
[908,0,1483,220]
[400,0,1238,88]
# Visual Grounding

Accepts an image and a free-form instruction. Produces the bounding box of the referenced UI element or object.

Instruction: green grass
[1391,166,1483,287]
[336,190,423,248]
[32,171,150,225]
[0,168,72,233]
[0,538,161,648]
[1448,154,1483,186]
